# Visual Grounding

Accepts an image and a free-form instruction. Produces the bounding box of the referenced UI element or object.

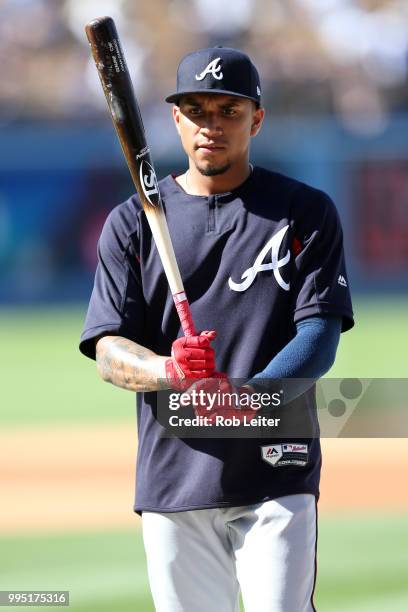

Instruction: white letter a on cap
[195,58,223,81]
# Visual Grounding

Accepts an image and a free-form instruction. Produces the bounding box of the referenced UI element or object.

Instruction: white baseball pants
[141,493,317,612]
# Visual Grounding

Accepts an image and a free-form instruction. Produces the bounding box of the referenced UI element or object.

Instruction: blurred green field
[1,515,408,612]
[0,298,407,425]
[0,306,135,426]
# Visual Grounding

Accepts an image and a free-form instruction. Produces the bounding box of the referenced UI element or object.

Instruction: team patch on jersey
[228,225,291,292]
[261,443,309,467]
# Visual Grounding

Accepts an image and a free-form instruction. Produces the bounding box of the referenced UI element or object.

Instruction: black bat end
[85,16,116,41]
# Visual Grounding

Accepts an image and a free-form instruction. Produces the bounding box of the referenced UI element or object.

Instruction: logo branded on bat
[228,225,291,292]
[136,146,150,160]
[195,58,223,81]
[140,160,160,205]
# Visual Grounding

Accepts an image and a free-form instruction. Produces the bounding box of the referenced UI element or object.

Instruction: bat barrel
[85,16,132,105]
[86,16,197,338]
[86,16,156,207]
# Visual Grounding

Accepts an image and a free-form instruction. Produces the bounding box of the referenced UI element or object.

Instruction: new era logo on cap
[165,47,261,106]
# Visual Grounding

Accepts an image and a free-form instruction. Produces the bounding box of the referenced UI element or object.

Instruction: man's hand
[165,331,217,391]
[186,374,258,425]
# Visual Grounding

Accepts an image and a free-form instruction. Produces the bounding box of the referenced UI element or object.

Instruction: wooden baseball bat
[85,16,196,337]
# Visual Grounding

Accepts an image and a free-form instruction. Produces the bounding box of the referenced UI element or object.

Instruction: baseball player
[80,47,354,612]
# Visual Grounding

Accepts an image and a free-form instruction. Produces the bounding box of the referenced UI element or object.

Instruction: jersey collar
[165,166,257,203]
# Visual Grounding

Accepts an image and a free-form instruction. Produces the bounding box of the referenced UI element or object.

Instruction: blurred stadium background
[0,0,407,610]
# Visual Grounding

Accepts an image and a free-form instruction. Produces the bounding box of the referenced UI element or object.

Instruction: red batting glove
[165,330,217,391]
[187,374,258,425]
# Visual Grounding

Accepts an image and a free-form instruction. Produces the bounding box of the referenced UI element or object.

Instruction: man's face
[173,93,264,176]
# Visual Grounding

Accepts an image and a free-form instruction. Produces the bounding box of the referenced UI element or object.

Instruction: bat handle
[173,292,196,337]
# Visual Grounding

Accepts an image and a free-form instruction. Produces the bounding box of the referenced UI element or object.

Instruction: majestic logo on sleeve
[195,58,223,81]
[228,225,291,292]
[139,160,160,206]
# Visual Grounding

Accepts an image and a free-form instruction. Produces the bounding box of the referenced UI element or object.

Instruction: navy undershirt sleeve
[247,315,342,404]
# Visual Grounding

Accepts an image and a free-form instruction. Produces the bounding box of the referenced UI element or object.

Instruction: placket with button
[207,195,216,233]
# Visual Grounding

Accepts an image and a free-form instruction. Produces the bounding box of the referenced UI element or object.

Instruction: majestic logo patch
[228,225,291,292]
[261,443,309,467]
[139,160,160,206]
[195,58,223,81]
[261,445,283,466]
[338,274,347,287]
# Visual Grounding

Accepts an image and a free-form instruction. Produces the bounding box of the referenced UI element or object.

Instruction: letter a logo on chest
[195,58,223,81]
[228,225,291,292]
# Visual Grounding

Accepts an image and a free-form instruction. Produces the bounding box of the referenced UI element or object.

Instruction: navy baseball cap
[165,47,262,106]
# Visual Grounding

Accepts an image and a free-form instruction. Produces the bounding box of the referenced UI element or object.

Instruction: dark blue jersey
[80,166,354,513]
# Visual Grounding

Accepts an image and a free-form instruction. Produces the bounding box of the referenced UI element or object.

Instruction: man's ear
[173,105,181,135]
[250,106,265,137]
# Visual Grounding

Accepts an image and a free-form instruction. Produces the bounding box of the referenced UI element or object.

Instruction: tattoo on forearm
[96,336,168,392]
